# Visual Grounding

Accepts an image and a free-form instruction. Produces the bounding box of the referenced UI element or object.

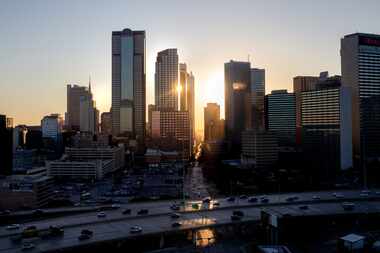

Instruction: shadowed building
[224,60,251,153]
[112,28,146,150]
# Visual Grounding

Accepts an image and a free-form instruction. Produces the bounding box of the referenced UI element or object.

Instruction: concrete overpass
[1,189,379,252]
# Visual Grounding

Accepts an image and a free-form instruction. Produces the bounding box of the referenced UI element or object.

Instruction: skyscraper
[100,112,112,135]
[293,75,319,144]
[301,86,352,186]
[155,49,179,111]
[224,60,251,152]
[179,63,187,111]
[204,103,223,142]
[341,33,380,161]
[251,68,265,130]
[112,28,146,146]
[66,84,92,131]
[265,90,296,146]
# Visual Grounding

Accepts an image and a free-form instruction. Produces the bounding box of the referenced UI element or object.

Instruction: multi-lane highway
[1,189,379,252]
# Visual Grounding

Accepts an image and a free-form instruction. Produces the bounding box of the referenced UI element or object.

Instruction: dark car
[230,215,241,221]
[239,195,248,200]
[33,209,44,215]
[122,209,131,215]
[81,229,93,236]
[227,197,235,202]
[137,209,149,215]
[248,197,258,203]
[233,210,244,217]
[299,205,309,210]
[78,234,91,241]
[170,213,181,219]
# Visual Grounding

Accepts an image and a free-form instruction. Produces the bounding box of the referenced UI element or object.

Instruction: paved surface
[1,189,379,252]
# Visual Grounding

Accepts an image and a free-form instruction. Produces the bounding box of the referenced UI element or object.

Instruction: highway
[0,189,379,252]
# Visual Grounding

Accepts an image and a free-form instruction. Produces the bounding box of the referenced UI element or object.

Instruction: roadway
[1,189,379,252]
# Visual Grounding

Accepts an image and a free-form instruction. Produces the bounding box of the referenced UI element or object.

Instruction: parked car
[170,213,181,219]
[248,197,258,203]
[122,209,131,215]
[172,222,182,228]
[233,210,244,217]
[21,243,35,251]
[226,196,235,202]
[97,212,106,218]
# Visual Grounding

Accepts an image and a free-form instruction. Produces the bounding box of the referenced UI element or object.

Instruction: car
[49,226,64,236]
[111,204,121,209]
[299,205,309,210]
[261,198,269,203]
[122,209,131,215]
[226,197,235,202]
[172,222,182,228]
[230,214,242,221]
[202,197,211,203]
[33,209,44,215]
[6,224,20,230]
[239,195,248,200]
[137,209,149,215]
[22,226,38,238]
[170,213,181,219]
[130,226,142,233]
[248,197,258,203]
[97,212,106,218]
[170,204,180,211]
[342,202,355,211]
[81,229,93,236]
[213,201,220,206]
[312,195,320,200]
[233,210,244,217]
[286,197,294,202]
[78,234,91,240]
[21,243,35,251]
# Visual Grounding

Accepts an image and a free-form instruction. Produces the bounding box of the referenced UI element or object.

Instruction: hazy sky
[1,0,380,131]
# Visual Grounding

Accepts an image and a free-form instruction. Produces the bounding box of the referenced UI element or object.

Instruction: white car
[312,195,320,200]
[6,224,20,230]
[130,225,142,233]
[97,212,106,218]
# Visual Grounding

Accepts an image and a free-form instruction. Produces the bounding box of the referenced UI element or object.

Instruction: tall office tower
[112,28,146,147]
[155,49,179,111]
[79,95,97,134]
[265,90,296,146]
[293,76,319,144]
[204,103,223,141]
[179,63,187,111]
[100,112,112,135]
[341,33,380,161]
[225,60,252,152]
[0,115,12,175]
[12,125,27,151]
[301,86,352,184]
[187,71,195,146]
[151,110,191,159]
[251,68,265,130]
[41,114,63,142]
[67,84,92,131]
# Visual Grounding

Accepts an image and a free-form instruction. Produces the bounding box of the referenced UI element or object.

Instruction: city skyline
[1,0,380,132]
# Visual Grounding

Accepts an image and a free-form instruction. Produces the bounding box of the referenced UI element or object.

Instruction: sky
[1,0,380,133]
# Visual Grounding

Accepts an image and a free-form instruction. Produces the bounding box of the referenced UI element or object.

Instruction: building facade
[204,103,224,141]
[0,115,12,175]
[341,33,380,161]
[251,68,265,130]
[265,90,296,146]
[66,84,92,131]
[112,28,146,147]
[301,86,353,185]
[151,110,191,159]
[41,114,63,142]
[100,112,112,135]
[155,49,179,111]
[241,130,279,169]
[224,60,252,152]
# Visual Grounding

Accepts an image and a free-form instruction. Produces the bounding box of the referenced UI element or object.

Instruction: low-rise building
[0,175,54,209]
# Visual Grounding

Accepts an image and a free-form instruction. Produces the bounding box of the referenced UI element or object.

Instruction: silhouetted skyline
[1,0,380,131]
